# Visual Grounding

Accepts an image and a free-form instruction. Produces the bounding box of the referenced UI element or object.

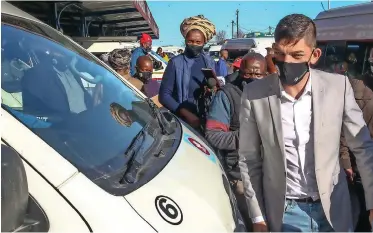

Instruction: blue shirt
[216,58,228,77]
[130,47,147,76]
[159,53,216,113]
[186,55,206,115]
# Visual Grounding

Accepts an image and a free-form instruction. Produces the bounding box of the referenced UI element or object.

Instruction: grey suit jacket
[238,69,373,232]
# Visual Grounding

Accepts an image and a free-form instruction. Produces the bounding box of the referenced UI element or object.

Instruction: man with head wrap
[108,48,143,90]
[159,15,216,131]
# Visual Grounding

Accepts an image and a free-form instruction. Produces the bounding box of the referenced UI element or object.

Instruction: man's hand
[344,168,354,182]
[253,221,268,232]
[369,210,373,229]
[179,108,200,129]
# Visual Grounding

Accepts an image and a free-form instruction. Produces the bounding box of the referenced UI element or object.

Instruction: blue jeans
[282,199,334,232]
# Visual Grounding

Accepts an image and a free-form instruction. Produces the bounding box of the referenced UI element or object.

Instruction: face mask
[235,77,252,89]
[251,77,263,81]
[185,44,204,58]
[137,71,152,84]
[274,52,313,86]
[143,45,152,53]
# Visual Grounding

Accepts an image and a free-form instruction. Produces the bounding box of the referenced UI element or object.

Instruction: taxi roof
[314,2,373,41]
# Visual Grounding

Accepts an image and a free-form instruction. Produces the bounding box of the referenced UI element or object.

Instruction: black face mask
[185,44,204,58]
[143,46,152,53]
[136,71,152,84]
[234,76,253,89]
[274,52,313,86]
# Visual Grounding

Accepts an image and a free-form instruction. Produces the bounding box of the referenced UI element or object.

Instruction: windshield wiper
[145,98,174,135]
[119,125,147,184]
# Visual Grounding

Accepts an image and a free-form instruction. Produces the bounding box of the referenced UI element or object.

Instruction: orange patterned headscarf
[180,15,216,42]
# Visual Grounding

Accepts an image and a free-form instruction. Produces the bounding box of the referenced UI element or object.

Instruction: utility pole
[231,20,234,38]
[328,0,330,9]
[236,9,239,38]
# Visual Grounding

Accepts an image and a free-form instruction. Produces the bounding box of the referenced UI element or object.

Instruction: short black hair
[242,52,267,71]
[220,49,228,56]
[274,14,316,47]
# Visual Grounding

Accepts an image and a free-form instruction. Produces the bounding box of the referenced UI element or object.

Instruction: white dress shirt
[252,75,319,224]
[280,75,319,201]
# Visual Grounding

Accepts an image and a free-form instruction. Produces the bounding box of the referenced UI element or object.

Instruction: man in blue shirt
[130,33,152,76]
[205,52,267,229]
[215,49,229,77]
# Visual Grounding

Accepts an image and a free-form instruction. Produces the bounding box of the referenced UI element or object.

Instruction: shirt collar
[280,71,312,101]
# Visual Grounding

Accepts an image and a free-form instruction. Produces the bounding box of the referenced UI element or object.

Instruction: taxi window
[323,42,346,73]
[344,43,369,77]
[1,14,155,181]
[317,41,372,79]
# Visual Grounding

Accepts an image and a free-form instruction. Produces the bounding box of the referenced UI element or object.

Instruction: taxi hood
[124,124,242,232]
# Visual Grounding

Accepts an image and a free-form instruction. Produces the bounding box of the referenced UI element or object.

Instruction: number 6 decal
[155,195,183,225]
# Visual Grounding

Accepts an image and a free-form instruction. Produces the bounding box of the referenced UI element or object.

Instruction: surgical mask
[274,52,313,86]
[136,71,152,84]
[185,44,204,58]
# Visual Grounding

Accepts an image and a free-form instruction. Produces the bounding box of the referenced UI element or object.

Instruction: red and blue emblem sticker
[183,134,216,163]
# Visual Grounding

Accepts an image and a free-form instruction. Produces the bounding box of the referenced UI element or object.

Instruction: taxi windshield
[1,15,156,180]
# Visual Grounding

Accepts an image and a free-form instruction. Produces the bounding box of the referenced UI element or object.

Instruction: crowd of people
[98,13,373,233]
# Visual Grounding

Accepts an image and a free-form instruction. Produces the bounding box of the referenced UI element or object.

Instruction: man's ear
[310,48,322,65]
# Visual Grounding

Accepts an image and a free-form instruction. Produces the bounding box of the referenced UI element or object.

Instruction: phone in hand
[201,68,221,89]
[201,68,217,79]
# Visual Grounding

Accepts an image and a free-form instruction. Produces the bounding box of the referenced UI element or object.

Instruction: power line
[236,9,239,38]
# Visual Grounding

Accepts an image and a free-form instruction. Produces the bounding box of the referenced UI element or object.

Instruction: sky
[147,1,370,46]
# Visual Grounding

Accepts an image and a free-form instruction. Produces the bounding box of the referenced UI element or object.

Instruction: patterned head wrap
[108,48,131,71]
[180,15,216,42]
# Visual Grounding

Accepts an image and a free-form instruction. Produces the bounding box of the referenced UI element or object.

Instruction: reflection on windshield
[150,50,168,65]
[1,21,155,180]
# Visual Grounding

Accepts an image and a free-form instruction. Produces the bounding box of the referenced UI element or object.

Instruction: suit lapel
[268,78,286,165]
[311,69,325,170]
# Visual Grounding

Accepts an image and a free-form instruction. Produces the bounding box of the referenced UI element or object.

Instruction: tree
[237,29,245,38]
[215,30,227,45]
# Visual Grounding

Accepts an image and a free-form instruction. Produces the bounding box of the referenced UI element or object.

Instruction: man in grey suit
[239,14,373,232]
